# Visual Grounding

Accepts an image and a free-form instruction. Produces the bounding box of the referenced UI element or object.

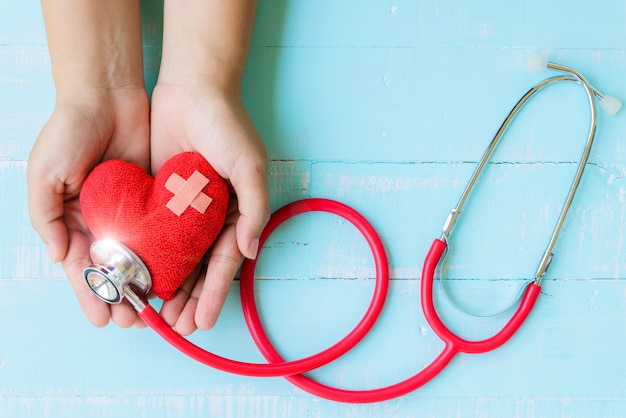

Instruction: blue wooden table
[2,1,626,416]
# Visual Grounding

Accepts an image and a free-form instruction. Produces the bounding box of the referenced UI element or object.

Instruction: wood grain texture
[1,0,625,416]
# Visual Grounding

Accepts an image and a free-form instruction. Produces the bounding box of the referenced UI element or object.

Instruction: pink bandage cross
[165,171,212,216]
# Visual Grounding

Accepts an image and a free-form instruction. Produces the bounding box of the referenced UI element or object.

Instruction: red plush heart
[80,152,229,300]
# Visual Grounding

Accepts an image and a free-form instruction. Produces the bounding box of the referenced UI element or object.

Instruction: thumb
[27,156,69,262]
[230,155,271,260]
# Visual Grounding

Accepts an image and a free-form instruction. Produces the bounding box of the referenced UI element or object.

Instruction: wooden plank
[1,279,625,415]
[243,46,626,163]
[251,0,626,49]
[5,159,623,282]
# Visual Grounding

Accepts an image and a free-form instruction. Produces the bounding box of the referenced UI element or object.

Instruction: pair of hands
[27,82,270,336]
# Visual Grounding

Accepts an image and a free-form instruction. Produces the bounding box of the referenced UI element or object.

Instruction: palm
[150,83,269,334]
[28,89,150,327]
[150,84,260,174]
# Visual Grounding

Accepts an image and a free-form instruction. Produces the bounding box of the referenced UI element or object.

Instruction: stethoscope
[82,55,620,403]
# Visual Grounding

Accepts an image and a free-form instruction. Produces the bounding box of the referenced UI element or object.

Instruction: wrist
[54,85,149,113]
[42,0,145,95]
[157,31,246,93]
[157,53,245,94]
[54,82,148,112]
[156,0,256,92]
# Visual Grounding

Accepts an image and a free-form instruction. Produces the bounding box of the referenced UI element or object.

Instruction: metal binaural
[440,64,599,286]
[436,60,613,317]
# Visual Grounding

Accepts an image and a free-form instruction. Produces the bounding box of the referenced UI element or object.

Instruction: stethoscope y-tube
[82,55,620,403]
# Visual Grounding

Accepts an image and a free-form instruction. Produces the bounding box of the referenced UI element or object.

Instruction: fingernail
[247,238,259,260]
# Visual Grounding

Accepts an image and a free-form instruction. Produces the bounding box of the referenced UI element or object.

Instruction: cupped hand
[150,82,270,335]
[27,88,150,328]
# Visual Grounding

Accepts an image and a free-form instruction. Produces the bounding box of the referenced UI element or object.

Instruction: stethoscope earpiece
[83,239,151,310]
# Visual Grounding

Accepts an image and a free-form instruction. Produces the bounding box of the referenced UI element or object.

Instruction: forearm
[158,0,257,92]
[41,0,145,98]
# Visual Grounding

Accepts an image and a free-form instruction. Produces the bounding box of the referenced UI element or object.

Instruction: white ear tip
[526,53,549,72]
[600,95,622,116]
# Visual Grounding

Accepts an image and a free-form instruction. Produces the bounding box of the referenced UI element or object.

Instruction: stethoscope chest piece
[83,239,152,305]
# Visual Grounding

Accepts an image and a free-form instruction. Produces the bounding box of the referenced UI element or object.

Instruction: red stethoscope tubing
[241,229,541,403]
[137,198,390,378]
[138,198,541,403]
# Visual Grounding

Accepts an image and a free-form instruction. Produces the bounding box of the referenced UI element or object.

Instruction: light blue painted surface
[1,0,626,417]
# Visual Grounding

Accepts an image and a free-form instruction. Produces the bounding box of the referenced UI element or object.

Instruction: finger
[159,264,203,333]
[26,157,69,263]
[195,223,242,330]
[110,303,140,329]
[174,294,200,336]
[61,229,111,327]
[229,155,270,260]
[134,317,147,329]
[159,281,193,327]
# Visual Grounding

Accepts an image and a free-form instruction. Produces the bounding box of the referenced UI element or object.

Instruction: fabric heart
[80,152,229,300]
